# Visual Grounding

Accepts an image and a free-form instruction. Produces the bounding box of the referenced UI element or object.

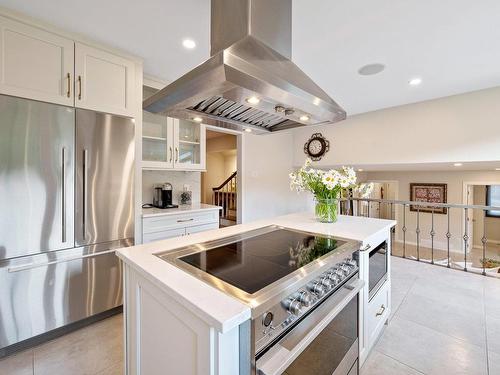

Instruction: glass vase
[315,198,339,223]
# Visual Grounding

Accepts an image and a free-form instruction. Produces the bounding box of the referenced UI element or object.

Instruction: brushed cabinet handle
[175,147,179,162]
[66,73,71,98]
[61,147,67,242]
[169,146,173,162]
[82,149,88,239]
[77,75,82,100]
[376,304,386,317]
[177,218,194,223]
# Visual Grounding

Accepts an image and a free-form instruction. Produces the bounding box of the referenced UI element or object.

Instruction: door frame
[204,125,243,224]
[462,180,500,253]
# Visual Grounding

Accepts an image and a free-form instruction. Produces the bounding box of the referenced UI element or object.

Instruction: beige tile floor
[1,256,499,375]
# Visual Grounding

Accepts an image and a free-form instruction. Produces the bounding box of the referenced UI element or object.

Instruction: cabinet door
[75,42,135,117]
[142,85,174,169]
[173,119,206,170]
[0,16,74,106]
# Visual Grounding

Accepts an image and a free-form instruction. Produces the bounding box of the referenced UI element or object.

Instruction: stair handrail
[213,171,237,191]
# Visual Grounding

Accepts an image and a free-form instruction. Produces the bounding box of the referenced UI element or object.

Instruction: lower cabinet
[142,209,219,243]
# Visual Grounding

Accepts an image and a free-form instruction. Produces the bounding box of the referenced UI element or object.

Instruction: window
[486,185,500,217]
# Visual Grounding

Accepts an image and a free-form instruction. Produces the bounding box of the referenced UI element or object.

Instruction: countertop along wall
[142,170,201,206]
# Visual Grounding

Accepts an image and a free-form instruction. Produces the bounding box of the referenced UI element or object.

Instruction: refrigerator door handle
[83,148,88,239]
[61,147,67,243]
[7,248,118,273]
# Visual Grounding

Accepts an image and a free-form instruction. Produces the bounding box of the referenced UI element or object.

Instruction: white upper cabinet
[173,119,206,170]
[0,15,74,106]
[75,42,135,117]
[142,82,206,171]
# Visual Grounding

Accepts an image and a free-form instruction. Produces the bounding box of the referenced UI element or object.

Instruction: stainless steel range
[158,225,364,375]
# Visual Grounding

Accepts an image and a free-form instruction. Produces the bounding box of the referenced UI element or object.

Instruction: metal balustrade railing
[340,198,500,278]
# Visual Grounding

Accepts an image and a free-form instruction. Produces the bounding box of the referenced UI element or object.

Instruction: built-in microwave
[368,241,388,300]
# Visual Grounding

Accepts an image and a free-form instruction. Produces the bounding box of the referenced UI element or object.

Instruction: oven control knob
[308,282,325,297]
[320,276,334,290]
[297,291,313,307]
[339,265,351,275]
[345,258,357,268]
[262,312,274,327]
[285,299,302,316]
[333,269,345,279]
[327,272,341,285]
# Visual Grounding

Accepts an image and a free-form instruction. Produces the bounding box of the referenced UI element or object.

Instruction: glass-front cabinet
[142,84,206,170]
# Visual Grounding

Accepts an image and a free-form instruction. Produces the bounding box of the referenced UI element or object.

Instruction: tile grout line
[374,349,427,375]
[390,275,418,322]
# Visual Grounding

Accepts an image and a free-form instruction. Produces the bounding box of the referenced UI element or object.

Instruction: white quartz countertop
[116,212,396,333]
[142,203,222,218]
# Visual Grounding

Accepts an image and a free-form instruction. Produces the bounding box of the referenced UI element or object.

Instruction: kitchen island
[117,212,395,375]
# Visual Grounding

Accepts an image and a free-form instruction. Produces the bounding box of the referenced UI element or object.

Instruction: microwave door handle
[256,279,365,375]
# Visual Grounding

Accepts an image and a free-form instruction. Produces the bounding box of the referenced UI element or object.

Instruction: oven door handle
[256,278,364,375]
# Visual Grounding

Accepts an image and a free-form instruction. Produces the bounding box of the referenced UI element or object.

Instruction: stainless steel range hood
[143,0,346,134]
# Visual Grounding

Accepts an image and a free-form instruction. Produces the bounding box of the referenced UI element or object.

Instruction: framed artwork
[409,183,447,214]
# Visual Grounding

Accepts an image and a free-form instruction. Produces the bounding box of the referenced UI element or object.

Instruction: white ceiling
[2,0,500,115]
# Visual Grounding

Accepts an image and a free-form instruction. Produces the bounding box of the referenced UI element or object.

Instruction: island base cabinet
[123,265,240,375]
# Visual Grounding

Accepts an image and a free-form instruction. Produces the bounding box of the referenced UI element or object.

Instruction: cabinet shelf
[143,135,167,141]
[179,140,200,145]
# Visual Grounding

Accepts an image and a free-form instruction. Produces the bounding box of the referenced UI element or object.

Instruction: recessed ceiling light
[246,96,260,105]
[244,128,252,133]
[182,39,196,49]
[358,63,385,76]
[299,115,310,121]
[454,163,463,167]
[495,168,500,171]
[409,77,422,86]
[358,169,364,172]
[192,117,203,122]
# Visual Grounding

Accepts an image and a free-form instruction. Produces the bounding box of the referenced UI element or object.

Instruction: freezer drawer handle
[7,249,118,273]
[61,147,67,242]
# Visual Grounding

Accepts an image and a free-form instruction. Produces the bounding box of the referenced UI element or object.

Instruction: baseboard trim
[0,305,122,359]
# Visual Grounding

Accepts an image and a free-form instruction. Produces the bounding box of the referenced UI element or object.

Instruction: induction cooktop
[157,226,360,298]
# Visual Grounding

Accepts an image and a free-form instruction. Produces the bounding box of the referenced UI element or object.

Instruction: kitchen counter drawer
[143,228,186,244]
[143,210,219,234]
[367,281,389,346]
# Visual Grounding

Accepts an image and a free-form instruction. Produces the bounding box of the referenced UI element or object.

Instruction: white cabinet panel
[0,16,74,106]
[143,228,185,244]
[185,222,219,235]
[173,119,206,170]
[367,281,389,346]
[75,42,135,117]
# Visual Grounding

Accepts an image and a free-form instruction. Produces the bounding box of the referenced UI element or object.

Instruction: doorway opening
[463,182,500,274]
[201,129,238,227]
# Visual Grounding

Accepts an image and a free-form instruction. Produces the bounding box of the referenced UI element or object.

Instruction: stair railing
[213,171,237,220]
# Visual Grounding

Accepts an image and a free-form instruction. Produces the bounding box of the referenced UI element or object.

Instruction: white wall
[202,153,226,204]
[362,170,500,252]
[142,170,201,205]
[292,86,500,168]
[240,132,310,223]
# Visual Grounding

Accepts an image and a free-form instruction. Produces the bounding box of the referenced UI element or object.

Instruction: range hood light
[246,96,260,105]
[299,115,310,121]
[192,117,203,123]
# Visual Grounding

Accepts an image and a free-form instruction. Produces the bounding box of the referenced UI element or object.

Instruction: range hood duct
[143,0,346,134]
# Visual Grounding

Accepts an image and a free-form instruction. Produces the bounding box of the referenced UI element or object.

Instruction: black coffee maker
[152,183,178,209]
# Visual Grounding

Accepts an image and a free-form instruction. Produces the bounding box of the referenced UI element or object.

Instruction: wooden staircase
[213,171,237,227]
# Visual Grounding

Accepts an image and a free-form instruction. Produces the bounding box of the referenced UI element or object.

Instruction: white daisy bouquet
[289,158,370,222]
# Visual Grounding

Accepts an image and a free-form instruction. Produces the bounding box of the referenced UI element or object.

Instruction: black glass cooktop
[179,228,346,294]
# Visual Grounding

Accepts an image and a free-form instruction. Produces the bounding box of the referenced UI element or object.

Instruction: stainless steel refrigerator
[0,94,134,354]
